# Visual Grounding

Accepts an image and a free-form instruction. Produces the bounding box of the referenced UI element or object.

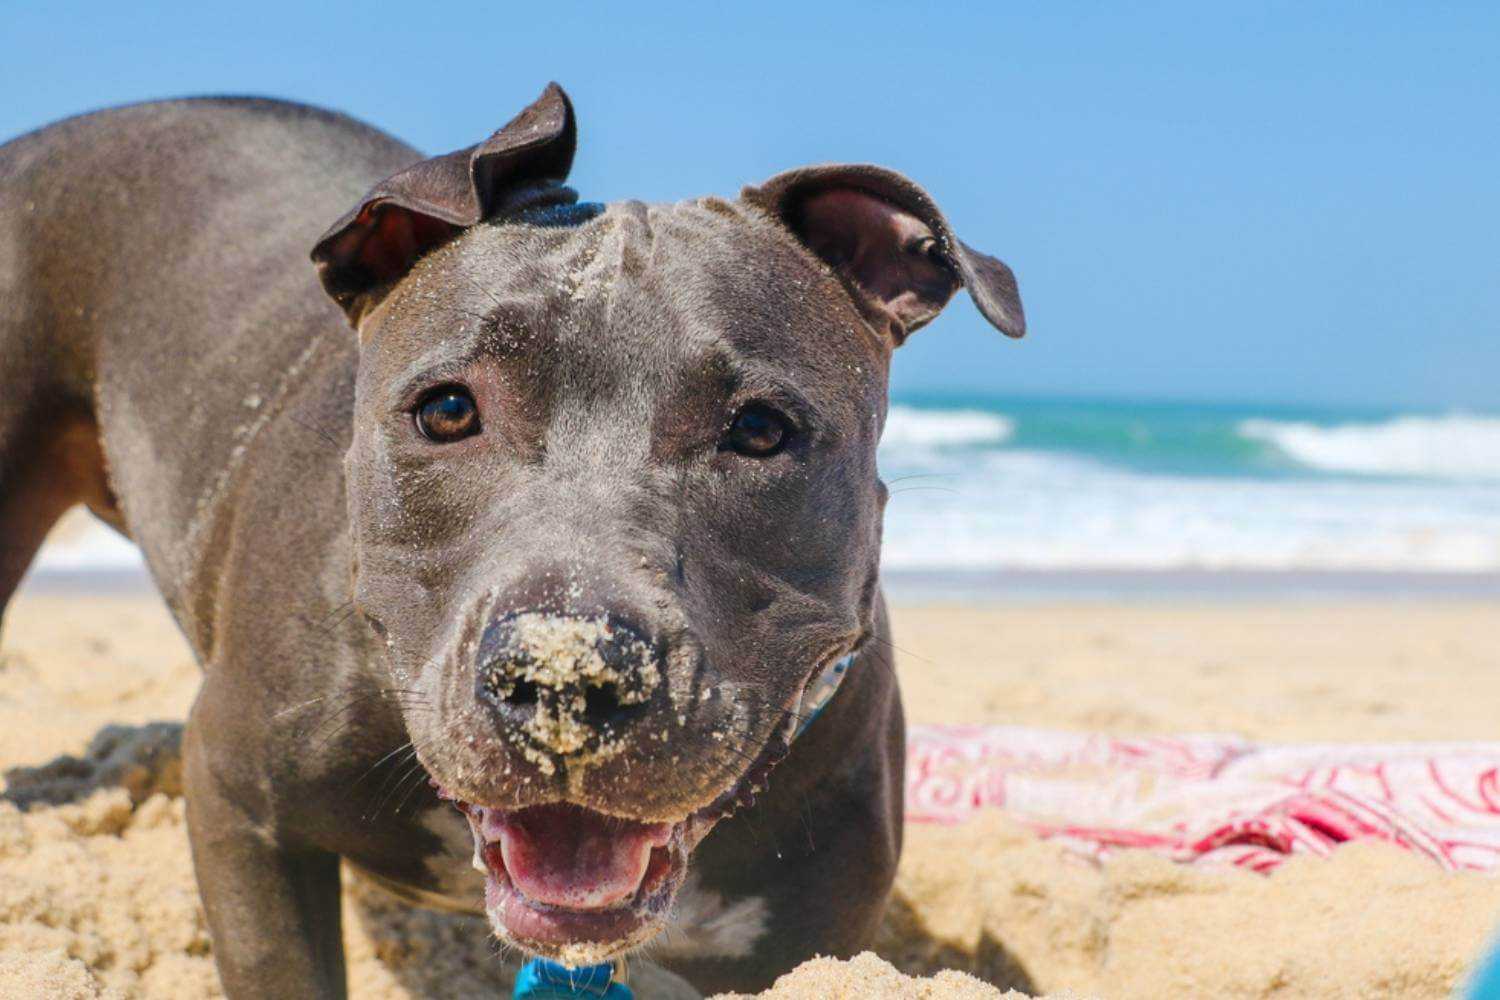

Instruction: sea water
[878,395,1500,573]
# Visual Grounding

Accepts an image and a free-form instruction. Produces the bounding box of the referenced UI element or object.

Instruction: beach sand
[3,587,1498,998]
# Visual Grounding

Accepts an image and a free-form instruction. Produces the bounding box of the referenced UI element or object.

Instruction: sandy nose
[474,611,662,755]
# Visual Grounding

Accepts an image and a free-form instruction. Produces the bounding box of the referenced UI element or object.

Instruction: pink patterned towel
[906,725,1500,873]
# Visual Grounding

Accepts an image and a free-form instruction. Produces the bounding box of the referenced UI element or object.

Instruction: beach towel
[906,724,1500,873]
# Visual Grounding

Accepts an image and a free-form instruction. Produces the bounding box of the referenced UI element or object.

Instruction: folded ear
[311,82,579,323]
[742,165,1024,344]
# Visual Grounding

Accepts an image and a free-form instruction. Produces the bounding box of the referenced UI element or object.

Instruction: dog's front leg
[184,690,347,999]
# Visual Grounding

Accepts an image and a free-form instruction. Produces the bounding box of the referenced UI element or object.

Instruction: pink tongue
[484,804,672,910]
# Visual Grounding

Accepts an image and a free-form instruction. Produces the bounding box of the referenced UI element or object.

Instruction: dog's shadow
[878,893,1038,993]
[1,720,185,809]
[4,722,1037,996]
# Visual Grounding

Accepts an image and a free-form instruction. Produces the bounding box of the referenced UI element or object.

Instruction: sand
[3,588,1499,998]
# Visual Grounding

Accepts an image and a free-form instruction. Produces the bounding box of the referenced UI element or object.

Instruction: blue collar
[514,959,631,999]
[513,652,857,999]
[792,651,856,740]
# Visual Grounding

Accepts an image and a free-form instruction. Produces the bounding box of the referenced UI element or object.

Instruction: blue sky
[3,2,1496,410]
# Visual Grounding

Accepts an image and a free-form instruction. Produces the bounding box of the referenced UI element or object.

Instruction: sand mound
[714,952,1038,999]
[889,812,1500,998]
[0,789,214,999]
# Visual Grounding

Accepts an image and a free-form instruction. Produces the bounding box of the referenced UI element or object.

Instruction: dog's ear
[312,82,578,325]
[743,165,1024,345]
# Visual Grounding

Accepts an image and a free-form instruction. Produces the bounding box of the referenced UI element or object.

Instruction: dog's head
[312,83,1023,963]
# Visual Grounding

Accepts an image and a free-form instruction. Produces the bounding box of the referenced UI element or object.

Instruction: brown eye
[725,404,791,457]
[415,387,480,442]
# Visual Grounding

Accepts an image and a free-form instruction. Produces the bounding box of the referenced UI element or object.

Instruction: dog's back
[0,99,406,640]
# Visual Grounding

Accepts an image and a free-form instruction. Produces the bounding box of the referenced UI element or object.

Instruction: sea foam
[1239,415,1500,481]
[881,405,1015,450]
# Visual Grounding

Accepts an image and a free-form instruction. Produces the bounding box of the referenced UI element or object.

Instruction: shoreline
[882,567,1500,602]
[21,564,1500,603]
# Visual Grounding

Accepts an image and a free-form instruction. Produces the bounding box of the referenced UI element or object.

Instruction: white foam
[32,519,144,572]
[882,405,1015,450]
[878,446,1500,572]
[1240,415,1500,482]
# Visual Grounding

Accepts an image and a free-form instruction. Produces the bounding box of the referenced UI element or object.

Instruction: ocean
[878,395,1500,574]
[32,395,1500,582]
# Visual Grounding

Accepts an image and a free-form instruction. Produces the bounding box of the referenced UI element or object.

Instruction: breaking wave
[1239,415,1500,482]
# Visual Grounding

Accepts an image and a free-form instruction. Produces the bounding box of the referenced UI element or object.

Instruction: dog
[0,83,1023,996]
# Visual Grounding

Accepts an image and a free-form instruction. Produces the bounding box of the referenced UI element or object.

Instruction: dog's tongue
[481,804,672,910]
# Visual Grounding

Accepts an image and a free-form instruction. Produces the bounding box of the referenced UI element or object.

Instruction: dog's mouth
[434,729,793,963]
[447,800,689,964]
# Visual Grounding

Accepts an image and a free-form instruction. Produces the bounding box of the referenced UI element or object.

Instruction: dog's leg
[0,238,120,623]
[0,399,115,625]
[184,686,348,999]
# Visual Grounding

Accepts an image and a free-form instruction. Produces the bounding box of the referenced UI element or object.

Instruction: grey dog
[0,83,1023,996]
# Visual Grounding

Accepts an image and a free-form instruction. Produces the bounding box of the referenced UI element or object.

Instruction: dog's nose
[475,611,661,750]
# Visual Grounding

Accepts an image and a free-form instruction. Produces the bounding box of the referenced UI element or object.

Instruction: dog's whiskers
[350,740,416,792]
[883,472,958,485]
[365,752,427,821]
[362,745,422,816]
[888,485,961,497]
[299,689,430,753]
[392,758,437,816]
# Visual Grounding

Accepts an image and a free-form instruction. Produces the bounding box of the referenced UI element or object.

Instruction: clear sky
[3,2,1496,410]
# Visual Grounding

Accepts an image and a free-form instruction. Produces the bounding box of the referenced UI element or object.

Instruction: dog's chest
[653,873,770,962]
[346,806,487,915]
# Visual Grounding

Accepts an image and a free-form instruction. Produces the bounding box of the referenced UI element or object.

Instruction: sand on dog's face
[342,210,886,835]
[5,587,1500,998]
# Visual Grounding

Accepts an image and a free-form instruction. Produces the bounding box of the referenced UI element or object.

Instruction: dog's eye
[415,387,480,442]
[724,404,791,457]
